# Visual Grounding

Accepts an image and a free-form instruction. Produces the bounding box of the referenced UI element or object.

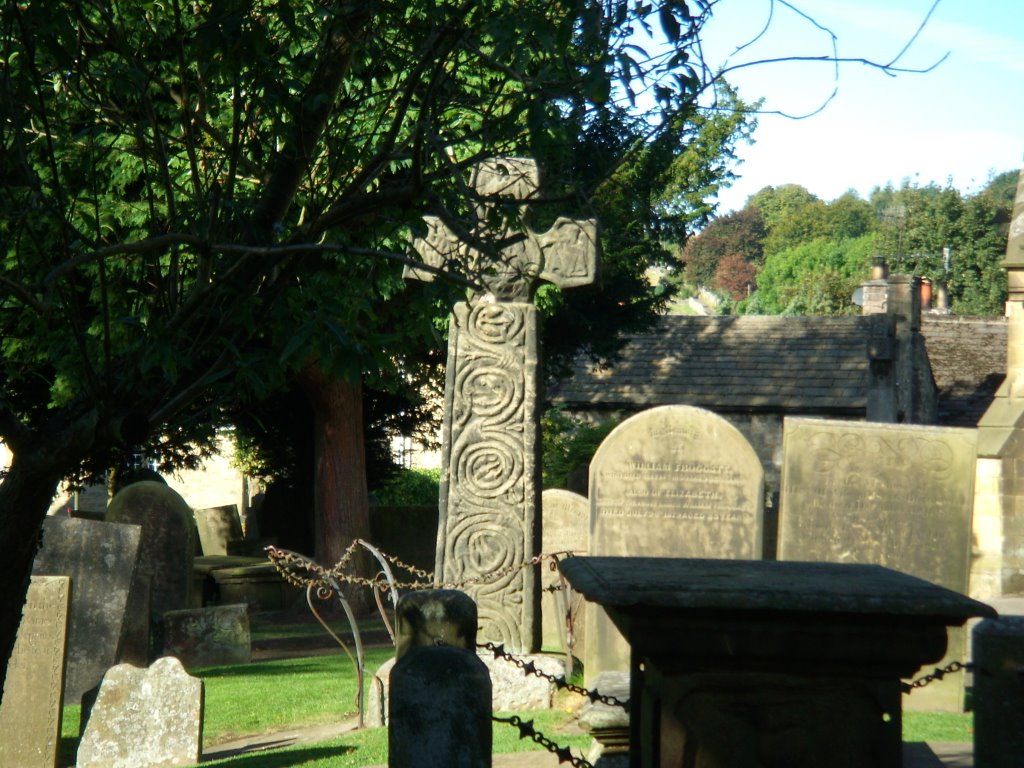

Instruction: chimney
[860,256,890,315]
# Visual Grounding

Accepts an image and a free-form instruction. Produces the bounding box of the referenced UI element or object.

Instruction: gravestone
[388,590,490,768]
[0,576,71,768]
[77,656,204,768]
[106,481,195,625]
[778,416,978,711]
[162,604,251,669]
[31,516,142,704]
[972,616,1024,768]
[587,405,764,683]
[541,489,589,657]
[194,504,244,556]
[406,157,599,653]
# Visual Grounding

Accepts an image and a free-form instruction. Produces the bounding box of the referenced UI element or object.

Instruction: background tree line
[674,171,1017,316]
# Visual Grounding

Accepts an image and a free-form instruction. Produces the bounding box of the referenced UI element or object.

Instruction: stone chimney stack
[860,257,890,315]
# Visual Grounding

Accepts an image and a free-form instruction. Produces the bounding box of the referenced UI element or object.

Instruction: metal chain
[266,541,578,594]
[480,642,630,712]
[902,660,971,694]
[492,715,593,768]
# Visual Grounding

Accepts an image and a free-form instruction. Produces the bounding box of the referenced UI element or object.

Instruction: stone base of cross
[405,158,600,653]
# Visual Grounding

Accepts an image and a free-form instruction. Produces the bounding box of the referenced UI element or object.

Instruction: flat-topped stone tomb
[560,555,995,768]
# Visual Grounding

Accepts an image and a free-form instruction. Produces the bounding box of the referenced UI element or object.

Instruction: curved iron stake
[306,580,366,729]
[356,538,400,645]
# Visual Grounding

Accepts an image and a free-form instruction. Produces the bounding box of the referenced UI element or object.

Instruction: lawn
[58,612,974,767]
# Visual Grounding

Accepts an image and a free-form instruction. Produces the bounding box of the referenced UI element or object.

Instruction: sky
[691,0,1024,214]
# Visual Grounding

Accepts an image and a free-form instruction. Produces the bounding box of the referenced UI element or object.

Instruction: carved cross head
[406,157,600,302]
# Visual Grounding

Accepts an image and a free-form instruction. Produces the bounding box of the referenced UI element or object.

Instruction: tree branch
[252,1,376,241]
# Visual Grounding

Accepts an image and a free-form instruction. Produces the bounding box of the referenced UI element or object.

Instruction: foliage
[372,467,441,506]
[742,234,874,316]
[870,180,1009,315]
[680,207,766,287]
[713,253,758,301]
[541,408,620,490]
[540,82,758,376]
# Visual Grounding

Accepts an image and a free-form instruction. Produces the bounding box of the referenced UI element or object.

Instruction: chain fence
[265,538,972,763]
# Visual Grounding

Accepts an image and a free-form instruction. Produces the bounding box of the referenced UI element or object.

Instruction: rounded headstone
[107,481,195,621]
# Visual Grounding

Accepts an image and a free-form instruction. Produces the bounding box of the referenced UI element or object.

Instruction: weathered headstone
[778,416,978,711]
[388,590,490,768]
[106,481,195,625]
[162,603,251,669]
[541,489,589,657]
[193,504,244,556]
[587,405,764,682]
[32,516,142,704]
[0,576,71,768]
[406,157,599,653]
[77,656,204,768]
[972,616,1024,768]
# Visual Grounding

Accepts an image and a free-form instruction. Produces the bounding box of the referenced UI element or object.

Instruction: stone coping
[560,556,997,623]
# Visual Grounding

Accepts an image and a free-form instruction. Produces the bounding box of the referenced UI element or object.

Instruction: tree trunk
[0,456,63,705]
[299,367,373,612]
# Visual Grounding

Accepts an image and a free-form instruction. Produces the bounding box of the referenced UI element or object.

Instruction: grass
[58,607,975,767]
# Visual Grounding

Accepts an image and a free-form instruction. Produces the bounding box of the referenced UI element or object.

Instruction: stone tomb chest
[561,556,995,768]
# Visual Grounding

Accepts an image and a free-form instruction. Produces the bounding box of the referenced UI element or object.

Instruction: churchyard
[3,157,1023,768]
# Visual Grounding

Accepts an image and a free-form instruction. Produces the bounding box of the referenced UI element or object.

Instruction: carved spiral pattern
[439,301,536,651]
[468,302,525,345]
[455,433,524,502]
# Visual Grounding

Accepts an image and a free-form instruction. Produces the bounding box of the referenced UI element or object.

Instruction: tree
[0,0,736,693]
[679,207,766,287]
[713,252,759,301]
[743,234,874,315]
[0,0,955,693]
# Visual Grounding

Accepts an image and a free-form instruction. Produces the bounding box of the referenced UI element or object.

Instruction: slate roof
[548,315,879,415]
[549,313,1009,427]
[920,314,1006,427]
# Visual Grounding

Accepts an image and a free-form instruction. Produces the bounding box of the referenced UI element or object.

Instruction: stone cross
[406,157,600,652]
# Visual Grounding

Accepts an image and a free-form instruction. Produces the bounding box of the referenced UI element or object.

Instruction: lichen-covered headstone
[106,481,195,643]
[0,576,71,768]
[77,656,204,768]
[778,416,978,711]
[586,405,764,684]
[193,504,243,556]
[388,590,490,768]
[540,489,589,658]
[32,516,142,704]
[162,603,251,669]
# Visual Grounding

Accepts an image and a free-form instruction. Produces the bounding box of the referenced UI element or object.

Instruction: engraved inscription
[0,576,71,768]
[586,405,765,682]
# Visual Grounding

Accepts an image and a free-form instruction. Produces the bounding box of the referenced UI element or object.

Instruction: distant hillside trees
[674,173,1013,317]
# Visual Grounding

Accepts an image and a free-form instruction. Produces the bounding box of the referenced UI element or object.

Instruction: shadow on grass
[201,743,356,766]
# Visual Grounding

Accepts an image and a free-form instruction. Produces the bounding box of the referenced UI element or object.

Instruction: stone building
[548,275,944,503]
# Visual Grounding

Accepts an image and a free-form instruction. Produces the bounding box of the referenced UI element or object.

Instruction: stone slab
[540,489,588,657]
[587,405,764,682]
[0,576,71,768]
[193,504,244,556]
[779,417,978,711]
[32,516,142,704]
[77,656,204,768]
[162,603,251,669]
